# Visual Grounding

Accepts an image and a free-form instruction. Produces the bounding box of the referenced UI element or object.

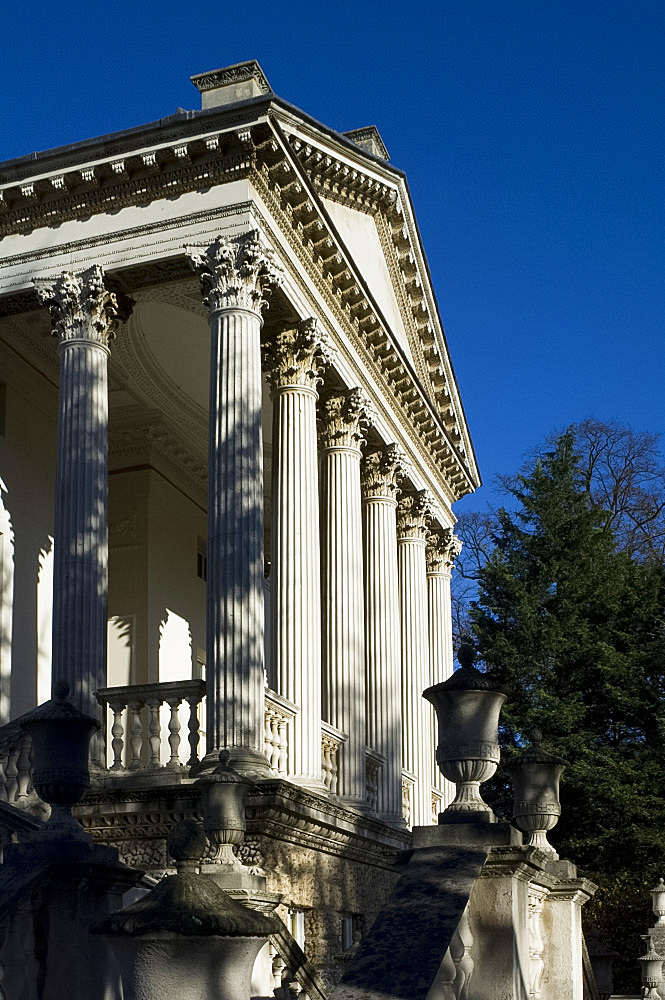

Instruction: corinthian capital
[186,231,283,315]
[361,444,409,500]
[34,265,133,348]
[396,490,435,541]
[426,527,463,574]
[319,388,374,452]
[262,317,336,393]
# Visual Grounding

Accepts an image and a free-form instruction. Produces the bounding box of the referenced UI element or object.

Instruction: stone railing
[365,747,385,812]
[321,722,347,795]
[264,690,298,777]
[96,679,206,771]
[0,719,36,808]
[401,769,416,828]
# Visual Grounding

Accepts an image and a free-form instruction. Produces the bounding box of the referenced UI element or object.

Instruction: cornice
[250,157,472,502]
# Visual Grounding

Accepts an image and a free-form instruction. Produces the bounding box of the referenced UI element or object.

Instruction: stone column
[361,444,406,824]
[320,389,372,808]
[426,527,462,809]
[262,318,333,788]
[397,490,435,826]
[34,267,132,721]
[187,232,282,776]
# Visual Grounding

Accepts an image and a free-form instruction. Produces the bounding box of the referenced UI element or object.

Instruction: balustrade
[321,723,347,795]
[401,770,416,828]
[365,748,385,812]
[0,721,38,810]
[97,679,206,771]
[264,690,298,777]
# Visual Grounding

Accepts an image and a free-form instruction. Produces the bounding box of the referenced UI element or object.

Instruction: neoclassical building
[0,61,478,979]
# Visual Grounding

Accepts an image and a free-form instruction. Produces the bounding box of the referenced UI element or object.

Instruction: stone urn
[638,933,664,999]
[97,819,279,1000]
[423,641,506,823]
[509,729,567,857]
[20,678,100,840]
[196,750,251,866]
[652,878,665,924]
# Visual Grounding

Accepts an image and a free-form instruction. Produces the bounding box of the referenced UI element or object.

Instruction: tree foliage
[468,431,665,991]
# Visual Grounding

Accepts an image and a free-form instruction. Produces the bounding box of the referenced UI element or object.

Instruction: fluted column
[361,445,406,824]
[320,389,372,807]
[263,318,333,787]
[427,527,463,809]
[397,490,435,826]
[187,232,282,776]
[34,267,132,723]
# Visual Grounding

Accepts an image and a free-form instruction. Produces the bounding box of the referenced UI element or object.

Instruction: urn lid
[195,750,252,787]
[97,820,278,938]
[425,642,506,697]
[20,680,101,731]
[508,729,567,769]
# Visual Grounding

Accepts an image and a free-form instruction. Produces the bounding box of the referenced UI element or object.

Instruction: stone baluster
[426,528,462,809]
[320,389,372,808]
[146,697,161,768]
[34,267,133,728]
[166,697,182,769]
[4,748,18,803]
[127,699,143,770]
[450,904,474,999]
[109,700,125,770]
[527,887,547,1000]
[0,754,7,802]
[263,318,333,788]
[186,696,201,767]
[361,444,406,825]
[15,734,32,803]
[397,490,435,826]
[187,232,282,776]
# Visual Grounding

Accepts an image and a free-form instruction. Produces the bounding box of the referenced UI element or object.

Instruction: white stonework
[397,490,436,827]
[0,59,482,991]
[361,445,406,824]
[320,389,373,809]
[187,233,282,775]
[264,318,333,788]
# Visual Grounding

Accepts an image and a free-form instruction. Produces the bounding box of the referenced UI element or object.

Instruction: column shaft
[362,446,405,823]
[35,266,131,722]
[398,491,435,826]
[188,233,282,775]
[321,390,371,807]
[265,318,332,787]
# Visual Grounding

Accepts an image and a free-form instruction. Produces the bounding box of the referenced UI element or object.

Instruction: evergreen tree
[470,433,665,990]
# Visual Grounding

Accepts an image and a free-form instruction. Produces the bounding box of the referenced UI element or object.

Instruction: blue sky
[2,0,663,513]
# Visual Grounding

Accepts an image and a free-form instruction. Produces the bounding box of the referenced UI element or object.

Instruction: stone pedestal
[361,445,405,824]
[397,491,435,826]
[34,267,132,724]
[187,233,282,776]
[320,390,372,808]
[263,319,332,788]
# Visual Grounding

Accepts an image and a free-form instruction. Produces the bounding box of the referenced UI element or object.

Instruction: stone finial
[652,878,665,923]
[361,444,408,500]
[426,527,463,574]
[185,231,283,315]
[262,317,335,393]
[168,819,207,875]
[34,265,134,348]
[396,490,435,541]
[319,387,374,452]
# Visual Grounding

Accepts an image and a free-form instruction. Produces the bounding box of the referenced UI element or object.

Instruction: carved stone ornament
[396,490,435,541]
[262,317,335,393]
[185,231,283,316]
[426,527,463,574]
[361,444,408,500]
[34,265,134,348]
[319,388,373,452]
